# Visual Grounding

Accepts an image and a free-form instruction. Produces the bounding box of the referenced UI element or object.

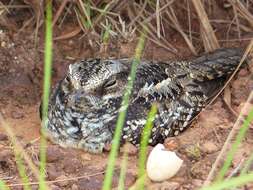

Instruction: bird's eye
[104,79,117,88]
[66,76,70,82]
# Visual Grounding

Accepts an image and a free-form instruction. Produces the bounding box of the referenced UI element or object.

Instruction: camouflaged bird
[41,48,245,153]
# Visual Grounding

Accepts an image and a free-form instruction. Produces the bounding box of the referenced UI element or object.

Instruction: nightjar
[41,48,246,153]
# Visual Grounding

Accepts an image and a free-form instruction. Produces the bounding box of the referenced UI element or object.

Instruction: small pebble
[71,184,78,190]
[77,177,102,190]
[1,41,6,47]
[55,175,69,187]
[0,134,8,141]
[103,143,112,152]
[81,153,91,161]
[190,160,211,179]
[31,185,39,190]
[201,141,219,154]
[164,137,180,151]
[192,179,204,188]
[11,111,24,119]
[63,157,83,173]
[148,181,180,190]
[47,164,61,180]
[120,142,138,155]
[0,149,13,161]
[46,146,63,162]
[238,68,248,77]
[50,184,61,190]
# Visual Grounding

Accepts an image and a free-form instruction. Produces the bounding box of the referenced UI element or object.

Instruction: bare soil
[0,21,253,190]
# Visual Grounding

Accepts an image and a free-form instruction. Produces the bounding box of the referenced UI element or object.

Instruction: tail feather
[188,48,245,81]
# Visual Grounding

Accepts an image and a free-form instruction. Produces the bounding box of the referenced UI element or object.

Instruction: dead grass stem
[192,0,220,52]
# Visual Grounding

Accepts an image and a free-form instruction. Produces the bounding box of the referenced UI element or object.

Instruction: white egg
[146,144,183,182]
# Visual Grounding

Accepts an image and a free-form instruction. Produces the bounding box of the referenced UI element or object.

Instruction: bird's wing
[183,48,244,81]
[133,62,184,103]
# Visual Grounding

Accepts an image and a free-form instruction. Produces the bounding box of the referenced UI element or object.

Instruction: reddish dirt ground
[0,22,253,190]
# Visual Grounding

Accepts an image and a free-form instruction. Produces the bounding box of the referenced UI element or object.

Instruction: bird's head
[45,59,135,153]
[67,59,130,101]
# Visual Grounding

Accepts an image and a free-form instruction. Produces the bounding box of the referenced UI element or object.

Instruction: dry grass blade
[78,0,93,30]
[75,0,120,39]
[0,1,10,13]
[0,5,30,9]
[163,2,197,55]
[24,0,42,47]
[135,22,177,54]
[131,1,178,54]
[52,0,69,27]
[156,0,161,38]
[232,5,241,40]
[128,0,148,27]
[54,27,82,41]
[228,0,253,28]
[211,19,252,33]
[0,2,17,31]
[0,113,51,190]
[140,0,175,24]
[192,0,220,51]
[85,0,119,30]
[223,86,237,116]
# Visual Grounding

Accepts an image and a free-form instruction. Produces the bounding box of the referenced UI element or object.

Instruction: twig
[7,170,107,187]
[227,158,245,179]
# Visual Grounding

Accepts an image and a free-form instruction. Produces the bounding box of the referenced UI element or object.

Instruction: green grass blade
[78,0,93,29]
[102,23,111,44]
[216,107,253,181]
[241,152,253,175]
[137,104,157,190]
[40,0,53,189]
[0,180,10,190]
[102,28,147,190]
[117,150,128,190]
[201,172,253,190]
[13,154,31,190]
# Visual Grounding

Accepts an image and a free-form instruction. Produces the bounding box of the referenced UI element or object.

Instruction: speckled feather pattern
[42,48,244,153]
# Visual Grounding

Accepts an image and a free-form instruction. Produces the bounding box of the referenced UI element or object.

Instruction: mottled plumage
[41,48,245,153]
